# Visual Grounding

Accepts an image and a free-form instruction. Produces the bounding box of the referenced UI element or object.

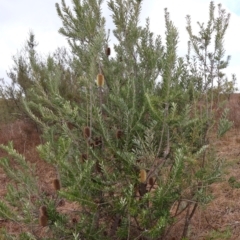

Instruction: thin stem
[181,202,198,238]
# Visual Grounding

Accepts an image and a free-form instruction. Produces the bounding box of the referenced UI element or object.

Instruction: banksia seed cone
[116,129,123,139]
[97,73,104,87]
[81,153,88,162]
[149,177,154,186]
[53,178,61,191]
[139,183,148,196]
[139,169,147,183]
[57,199,65,207]
[39,205,47,216]
[88,140,95,148]
[67,122,74,130]
[96,161,102,173]
[109,191,114,197]
[134,183,139,195]
[39,214,48,227]
[105,47,111,56]
[94,136,102,147]
[83,126,90,139]
[72,217,78,224]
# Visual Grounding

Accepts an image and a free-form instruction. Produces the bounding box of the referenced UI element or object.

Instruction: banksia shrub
[96,73,104,87]
[0,1,234,239]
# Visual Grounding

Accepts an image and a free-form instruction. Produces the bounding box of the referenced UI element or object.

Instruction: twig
[205,215,219,231]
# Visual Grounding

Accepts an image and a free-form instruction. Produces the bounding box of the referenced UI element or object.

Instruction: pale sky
[1,0,240,89]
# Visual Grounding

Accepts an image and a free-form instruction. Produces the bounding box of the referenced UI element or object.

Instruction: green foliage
[228,176,240,188]
[0,0,235,239]
[218,108,233,137]
[206,227,232,240]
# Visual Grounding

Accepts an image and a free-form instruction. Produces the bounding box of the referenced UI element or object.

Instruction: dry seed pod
[39,214,48,227]
[88,139,95,148]
[96,161,102,173]
[53,178,61,191]
[57,199,65,207]
[81,153,88,162]
[39,205,47,216]
[96,73,104,87]
[67,122,74,130]
[83,126,91,139]
[94,136,102,148]
[94,137,100,145]
[116,129,123,139]
[149,177,154,186]
[134,183,139,196]
[139,169,147,183]
[105,47,111,56]
[139,183,148,196]
[72,217,78,224]
[109,191,114,197]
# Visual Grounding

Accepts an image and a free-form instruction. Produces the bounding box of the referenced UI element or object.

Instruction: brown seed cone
[105,47,111,56]
[97,73,104,87]
[96,161,102,173]
[57,199,65,207]
[39,205,47,216]
[139,169,147,183]
[72,217,78,224]
[53,178,61,191]
[134,183,139,196]
[116,129,123,139]
[109,191,114,197]
[138,183,148,196]
[88,139,95,148]
[67,122,74,130]
[83,126,91,139]
[81,153,88,162]
[94,136,102,147]
[149,177,154,186]
[39,214,48,227]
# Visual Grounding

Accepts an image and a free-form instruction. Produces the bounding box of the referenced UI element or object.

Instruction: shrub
[0,1,235,239]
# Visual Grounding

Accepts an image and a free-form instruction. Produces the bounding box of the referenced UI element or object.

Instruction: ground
[0,94,240,239]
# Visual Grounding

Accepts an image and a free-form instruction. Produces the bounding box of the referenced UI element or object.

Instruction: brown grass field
[1,94,240,239]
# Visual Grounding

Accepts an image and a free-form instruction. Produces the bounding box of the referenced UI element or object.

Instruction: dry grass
[1,94,240,239]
